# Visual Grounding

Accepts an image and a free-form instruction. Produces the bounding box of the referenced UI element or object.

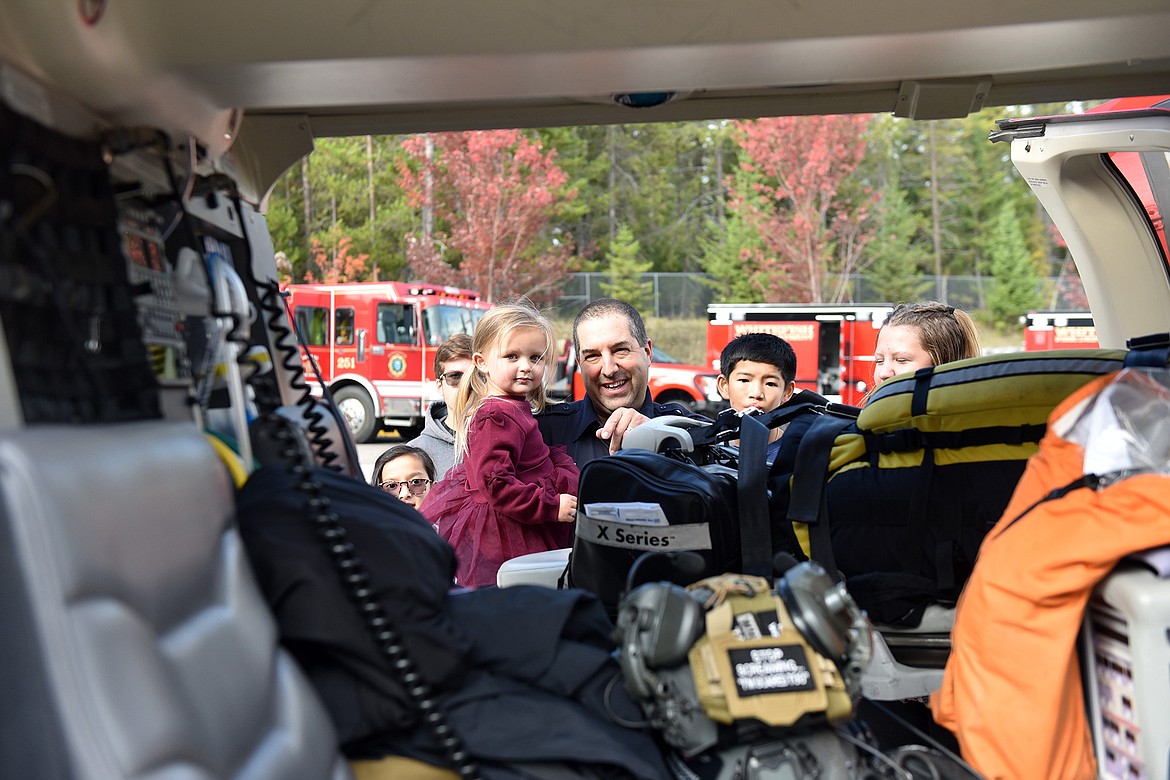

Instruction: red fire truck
[706,303,895,406]
[1023,310,1099,351]
[284,282,493,441]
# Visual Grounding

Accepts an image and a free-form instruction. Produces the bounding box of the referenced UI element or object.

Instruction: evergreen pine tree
[699,167,766,302]
[600,225,654,311]
[986,201,1042,328]
[865,183,932,303]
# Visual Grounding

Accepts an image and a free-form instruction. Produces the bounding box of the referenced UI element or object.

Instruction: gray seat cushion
[0,421,350,780]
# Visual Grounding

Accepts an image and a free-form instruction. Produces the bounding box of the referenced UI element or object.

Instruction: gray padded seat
[0,421,351,780]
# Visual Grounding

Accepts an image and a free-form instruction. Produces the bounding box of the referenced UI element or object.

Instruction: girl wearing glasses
[423,301,578,588]
[369,444,436,510]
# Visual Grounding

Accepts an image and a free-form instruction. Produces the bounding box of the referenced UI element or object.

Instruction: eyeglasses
[439,371,464,387]
[380,478,432,496]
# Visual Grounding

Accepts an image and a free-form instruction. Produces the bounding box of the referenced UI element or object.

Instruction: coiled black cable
[235,192,475,775]
[251,278,347,472]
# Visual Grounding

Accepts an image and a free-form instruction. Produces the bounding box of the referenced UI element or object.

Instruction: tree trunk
[608,125,617,243]
[367,135,378,280]
[301,157,313,263]
[714,141,725,225]
[423,135,434,241]
[929,122,944,301]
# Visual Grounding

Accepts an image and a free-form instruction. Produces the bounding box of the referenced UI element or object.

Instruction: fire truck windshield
[424,304,490,345]
[376,303,415,345]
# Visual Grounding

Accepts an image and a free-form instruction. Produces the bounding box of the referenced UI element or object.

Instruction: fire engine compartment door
[816,319,841,396]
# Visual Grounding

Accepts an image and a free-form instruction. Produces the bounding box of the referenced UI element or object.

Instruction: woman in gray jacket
[407,333,472,479]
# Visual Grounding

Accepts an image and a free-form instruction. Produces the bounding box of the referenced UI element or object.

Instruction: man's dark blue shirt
[537,394,705,469]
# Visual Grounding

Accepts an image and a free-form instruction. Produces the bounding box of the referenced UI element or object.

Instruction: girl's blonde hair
[451,298,557,460]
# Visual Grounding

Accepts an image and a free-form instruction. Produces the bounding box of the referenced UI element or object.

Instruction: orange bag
[932,370,1170,779]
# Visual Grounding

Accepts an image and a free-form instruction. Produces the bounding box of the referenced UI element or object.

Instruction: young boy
[717,332,821,464]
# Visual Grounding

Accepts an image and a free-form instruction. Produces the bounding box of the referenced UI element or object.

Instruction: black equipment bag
[568,448,741,611]
[568,405,816,612]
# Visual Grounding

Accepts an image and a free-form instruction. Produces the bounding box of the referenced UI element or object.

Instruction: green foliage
[259,104,1084,312]
[264,199,304,272]
[600,225,654,310]
[864,183,932,302]
[537,125,612,257]
[267,136,414,282]
[851,110,1050,309]
[622,122,728,273]
[544,123,732,274]
[699,166,765,302]
[986,201,1042,328]
[952,110,1041,292]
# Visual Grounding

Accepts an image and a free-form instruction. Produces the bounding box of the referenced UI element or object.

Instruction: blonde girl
[422,300,578,587]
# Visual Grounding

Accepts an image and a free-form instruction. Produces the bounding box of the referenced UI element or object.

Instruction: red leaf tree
[398,130,577,303]
[303,235,369,283]
[731,115,874,302]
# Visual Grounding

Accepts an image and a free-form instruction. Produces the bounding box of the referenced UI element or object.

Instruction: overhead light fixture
[611,91,680,108]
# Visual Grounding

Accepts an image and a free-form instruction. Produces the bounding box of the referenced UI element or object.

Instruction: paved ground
[356,433,403,482]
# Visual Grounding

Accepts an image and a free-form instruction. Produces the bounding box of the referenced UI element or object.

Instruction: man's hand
[596,408,650,454]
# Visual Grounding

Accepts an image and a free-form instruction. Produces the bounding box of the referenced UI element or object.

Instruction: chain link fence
[547,273,716,319]
[550,272,1089,317]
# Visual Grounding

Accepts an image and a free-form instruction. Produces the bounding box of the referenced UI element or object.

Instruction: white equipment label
[575,514,711,551]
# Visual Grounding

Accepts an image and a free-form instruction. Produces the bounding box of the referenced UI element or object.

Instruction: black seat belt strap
[737,413,771,577]
[786,413,856,577]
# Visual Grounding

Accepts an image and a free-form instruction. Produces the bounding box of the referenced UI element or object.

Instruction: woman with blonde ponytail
[871,301,981,389]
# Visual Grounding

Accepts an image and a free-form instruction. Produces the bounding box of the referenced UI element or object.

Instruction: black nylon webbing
[911,366,935,416]
[738,413,771,577]
[0,101,160,424]
[787,413,857,524]
[864,424,1047,453]
[785,412,856,579]
[689,398,823,450]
